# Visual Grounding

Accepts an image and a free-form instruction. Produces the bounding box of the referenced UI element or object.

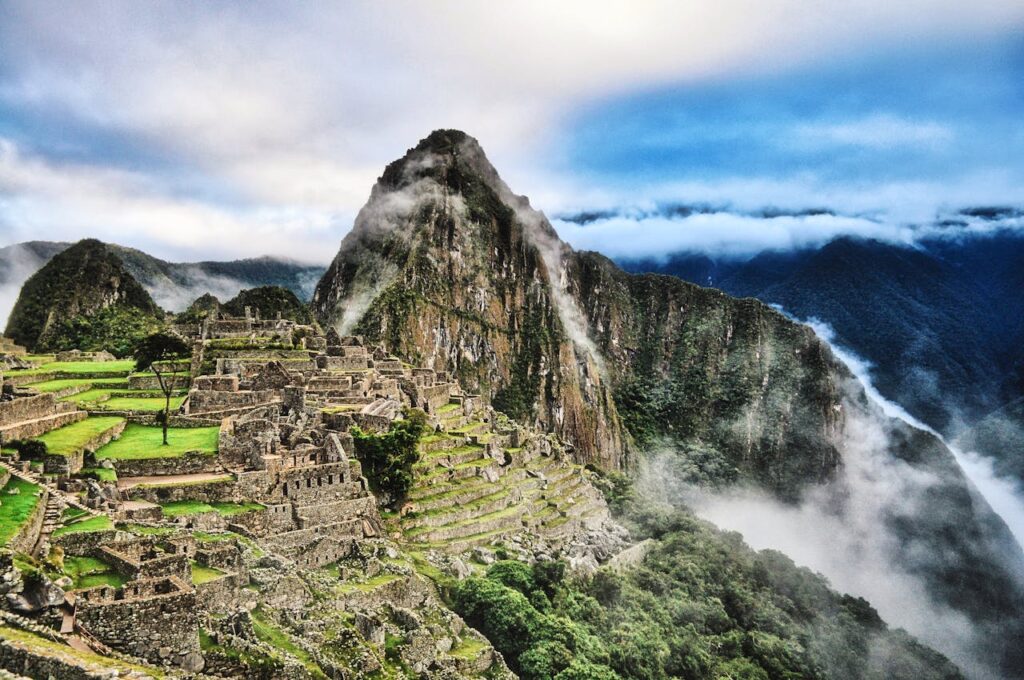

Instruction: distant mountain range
[618,231,1024,484]
[0,240,327,318]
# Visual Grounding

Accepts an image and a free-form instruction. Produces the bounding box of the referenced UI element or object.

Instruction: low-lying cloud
[550,201,1024,260]
[638,315,1024,679]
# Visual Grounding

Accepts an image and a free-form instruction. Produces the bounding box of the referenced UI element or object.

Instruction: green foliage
[39,306,164,358]
[175,293,221,324]
[451,509,963,680]
[5,239,161,352]
[133,333,190,374]
[223,286,312,324]
[350,409,428,506]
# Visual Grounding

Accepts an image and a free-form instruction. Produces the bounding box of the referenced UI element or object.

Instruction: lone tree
[133,332,190,445]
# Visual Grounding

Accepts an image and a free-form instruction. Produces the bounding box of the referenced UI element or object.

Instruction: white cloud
[0,1,1022,259]
[792,114,955,150]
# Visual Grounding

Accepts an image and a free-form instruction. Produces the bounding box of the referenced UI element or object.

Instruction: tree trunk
[155,365,170,446]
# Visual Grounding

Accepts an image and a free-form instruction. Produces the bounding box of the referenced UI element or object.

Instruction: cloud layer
[1,2,1022,261]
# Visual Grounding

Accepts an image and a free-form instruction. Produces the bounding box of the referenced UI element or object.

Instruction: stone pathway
[117,471,232,491]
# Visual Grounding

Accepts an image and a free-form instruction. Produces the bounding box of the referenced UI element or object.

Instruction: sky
[1,1,1023,263]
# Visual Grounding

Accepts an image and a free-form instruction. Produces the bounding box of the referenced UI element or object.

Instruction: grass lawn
[95,424,219,460]
[79,467,117,483]
[52,514,113,538]
[0,478,41,545]
[26,378,128,393]
[98,395,186,412]
[191,562,226,585]
[34,417,125,455]
[63,555,127,590]
[161,500,264,518]
[63,390,186,412]
[8,360,134,377]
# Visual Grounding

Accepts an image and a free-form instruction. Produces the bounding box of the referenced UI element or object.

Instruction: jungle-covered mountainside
[221,285,313,324]
[618,232,1024,440]
[0,239,326,311]
[4,238,164,356]
[956,396,1024,486]
[311,130,1024,678]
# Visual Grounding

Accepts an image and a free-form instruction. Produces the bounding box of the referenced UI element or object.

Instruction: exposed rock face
[313,130,842,488]
[4,238,161,351]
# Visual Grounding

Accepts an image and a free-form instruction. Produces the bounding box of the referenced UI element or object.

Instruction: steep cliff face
[313,130,627,468]
[4,238,162,354]
[313,130,845,487]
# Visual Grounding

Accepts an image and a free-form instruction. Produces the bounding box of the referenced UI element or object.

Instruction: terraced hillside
[397,402,609,554]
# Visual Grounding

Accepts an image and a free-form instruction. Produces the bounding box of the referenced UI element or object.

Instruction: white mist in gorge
[668,316,1024,680]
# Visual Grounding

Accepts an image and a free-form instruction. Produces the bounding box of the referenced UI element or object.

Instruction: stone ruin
[0,317,622,676]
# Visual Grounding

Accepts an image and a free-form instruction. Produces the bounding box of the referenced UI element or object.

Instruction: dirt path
[117,472,232,490]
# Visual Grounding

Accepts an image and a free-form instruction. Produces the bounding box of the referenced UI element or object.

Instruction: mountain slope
[313,130,1024,678]
[0,240,326,318]
[313,130,842,486]
[4,238,163,354]
[619,233,1024,436]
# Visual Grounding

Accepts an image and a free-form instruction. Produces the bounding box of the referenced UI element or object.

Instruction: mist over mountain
[0,240,326,325]
[313,130,1024,678]
[618,231,1024,442]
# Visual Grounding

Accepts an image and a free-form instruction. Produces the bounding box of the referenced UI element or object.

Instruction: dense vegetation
[454,503,962,680]
[223,286,313,324]
[350,409,428,506]
[618,232,1024,436]
[4,239,163,355]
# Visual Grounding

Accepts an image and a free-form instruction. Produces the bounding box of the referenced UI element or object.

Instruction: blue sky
[0,1,1022,261]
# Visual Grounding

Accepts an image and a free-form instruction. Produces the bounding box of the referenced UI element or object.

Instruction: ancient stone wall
[8,486,47,555]
[0,393,56,427]
[416,383,453,413]
[294,496,376,528]
[188,389,279,414]
[76,577,203,671]
[196,572,242,613]
[111,451,219,478]
[316,355,369,371]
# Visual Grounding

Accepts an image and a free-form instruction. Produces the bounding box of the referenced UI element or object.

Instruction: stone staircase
[399,405,609,552]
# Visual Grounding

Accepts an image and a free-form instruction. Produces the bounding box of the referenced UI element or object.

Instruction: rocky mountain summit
[312,130,844,489]
[312,130,1024,678]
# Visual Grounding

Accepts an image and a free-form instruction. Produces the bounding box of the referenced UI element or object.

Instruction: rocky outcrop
[312,130,842,487]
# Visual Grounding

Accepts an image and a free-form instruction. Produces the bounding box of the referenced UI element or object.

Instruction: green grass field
[62,555,127,590]
[34,417,125,455]
[160,500,264,518]
[95,424,219,460]
[62,390,186,412]
[191,562,227,585]
[52,514,114,538]
[26,378,128,393]
[80,467,117,483]
[0,477,41,545]
[8,360,134,377]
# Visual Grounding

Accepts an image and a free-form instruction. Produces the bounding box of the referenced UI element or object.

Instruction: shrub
[350,409,427,506]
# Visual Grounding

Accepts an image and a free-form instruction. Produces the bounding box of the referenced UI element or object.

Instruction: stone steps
[411,470,536,513]
[404,504,526,543]
[402,487,521,530]
[417,434,464,454]
[414,445,487,472]
[416,458,502,485]
[449,421,490,437]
